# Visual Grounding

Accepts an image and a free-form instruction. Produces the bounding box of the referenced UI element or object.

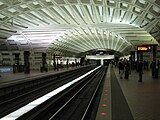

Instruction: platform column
[53,54,56,70]
[75,59,77,67]
[13,53,20,73]
[42,53,47,72]
[80,57,85,66]
[152,45,157,61]
[66,59,69,68]
[24,51,30,74]
[56,57,59,70]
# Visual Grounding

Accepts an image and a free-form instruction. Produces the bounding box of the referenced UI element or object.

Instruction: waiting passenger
[124,61,130,79]
[119,59,124,79]
[138,60,143,82]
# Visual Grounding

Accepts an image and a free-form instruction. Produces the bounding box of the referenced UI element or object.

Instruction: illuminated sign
[55,56,62,58]
[137,46,151,52]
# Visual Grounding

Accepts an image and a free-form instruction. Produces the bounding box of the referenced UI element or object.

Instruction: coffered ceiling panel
[0,0,159,56]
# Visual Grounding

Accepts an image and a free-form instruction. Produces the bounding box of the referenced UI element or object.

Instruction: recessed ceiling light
[20,5,28,9]
[33,1,39,5]
[109,0,115,4]
[0,14,5,19]
[134,7,141,12]
[8,8,16,13]
[139,0,146,4]
[0,1,3,6]
[46,0,51,2]
[146,14,153,19]
[152,6,160,13]
[122,3,128,7]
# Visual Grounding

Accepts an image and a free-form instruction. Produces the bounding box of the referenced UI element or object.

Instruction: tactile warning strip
[96,65,111,120]
[111,67,134,120]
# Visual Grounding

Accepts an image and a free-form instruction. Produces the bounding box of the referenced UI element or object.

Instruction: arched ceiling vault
[0,0,159,57]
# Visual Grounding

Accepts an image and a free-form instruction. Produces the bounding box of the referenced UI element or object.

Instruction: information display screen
[137,45,151,52]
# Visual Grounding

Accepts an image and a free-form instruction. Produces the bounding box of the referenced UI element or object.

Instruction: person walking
[138,60,143,82]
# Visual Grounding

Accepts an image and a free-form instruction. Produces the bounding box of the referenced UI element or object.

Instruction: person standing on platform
[138,60,143,82]
[124,60,130,79]
[143,60,146,70]
[151,59,156,78]
[119,59,124,79]
[155,60,159,78]
[146,60,149,71]
[40,62,43,72]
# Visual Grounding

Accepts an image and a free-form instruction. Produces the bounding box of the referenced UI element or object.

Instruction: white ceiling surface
[0,0,160,56]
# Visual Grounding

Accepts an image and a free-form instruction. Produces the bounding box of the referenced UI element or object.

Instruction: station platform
[1,65,160,120]
[112,67,160,120]
[0,67,76,87]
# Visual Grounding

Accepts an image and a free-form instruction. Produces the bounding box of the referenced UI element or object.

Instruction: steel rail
[81,67,106,120]
[49,67,104,120]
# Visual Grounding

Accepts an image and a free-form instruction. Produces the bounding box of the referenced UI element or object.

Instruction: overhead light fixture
[20,4,28,9]
[97,30,100,34]
[87,5,93,17]
[33,1,39,5]
[46,0,51,2]
[91,29,94,34]
[84,29,89,34]
[139,0,146,4]
[109,0,115,4]
[0,1,3,6]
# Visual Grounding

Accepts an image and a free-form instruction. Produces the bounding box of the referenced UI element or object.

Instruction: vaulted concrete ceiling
[0,0,159,56]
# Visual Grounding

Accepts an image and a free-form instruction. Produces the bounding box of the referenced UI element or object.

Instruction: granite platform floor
[113,67,160,120]
[0,67,74,86]
[1,66,160,120]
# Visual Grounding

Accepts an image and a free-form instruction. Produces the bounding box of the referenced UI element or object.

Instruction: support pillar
[53,54,56,70]
[66,59,69,68]
[80,57,85,66]
[42,53,47,72]
[13,53,20,73]
[75,59,77,67]
[101,59,103,65]
[15,53,20,66]
[57,58,59,70]
[24,51,30,74]
[153,45,157,61]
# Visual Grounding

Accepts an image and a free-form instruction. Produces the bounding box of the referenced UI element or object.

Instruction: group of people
[118,59,143,82]
[117,59,160,82]
[118,59,131,79]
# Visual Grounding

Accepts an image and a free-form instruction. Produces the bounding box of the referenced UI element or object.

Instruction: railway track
[0,66,96,118]
[17,66,107,120]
